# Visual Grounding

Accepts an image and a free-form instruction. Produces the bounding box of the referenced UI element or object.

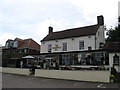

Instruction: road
[2,73,119,88]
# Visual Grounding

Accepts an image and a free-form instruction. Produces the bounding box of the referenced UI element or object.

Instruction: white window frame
[79,41,84,50]
[13,41,18,48]
[48,44,52,52]
[63,42,67,51]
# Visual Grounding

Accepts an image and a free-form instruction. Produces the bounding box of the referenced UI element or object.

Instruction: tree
[106,26,120,42]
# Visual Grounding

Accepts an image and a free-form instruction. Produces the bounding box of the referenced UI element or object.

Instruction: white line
[98,84,106,88]
[74,82,80,85]
[98,84,102,88]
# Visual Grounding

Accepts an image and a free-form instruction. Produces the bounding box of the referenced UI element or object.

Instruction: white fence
[2,68,110,82]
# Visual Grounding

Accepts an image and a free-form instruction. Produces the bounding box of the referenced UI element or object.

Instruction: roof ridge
[53,24,98,33]
[41,24,100,41]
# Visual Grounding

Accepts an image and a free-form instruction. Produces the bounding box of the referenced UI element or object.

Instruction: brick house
[2,38,40,67]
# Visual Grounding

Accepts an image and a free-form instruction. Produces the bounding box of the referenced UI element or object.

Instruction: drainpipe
[94,35,97,50]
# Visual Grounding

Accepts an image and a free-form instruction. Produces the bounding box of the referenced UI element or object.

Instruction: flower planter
[109,75,115,83]
[110,79,114,83]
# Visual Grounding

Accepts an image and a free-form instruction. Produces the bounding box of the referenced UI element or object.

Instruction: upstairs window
[63,42,67,51]
[13,41,18,48]
[79,41,84,50]
[48,44,52,53]
[9,40,14,47]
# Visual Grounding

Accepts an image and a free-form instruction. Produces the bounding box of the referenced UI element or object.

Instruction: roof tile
[15,38,40,50]
[41,24,99,41]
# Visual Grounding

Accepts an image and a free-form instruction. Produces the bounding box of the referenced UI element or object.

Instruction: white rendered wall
[41,26,105,53]
[41,35,95,53]
[95,25,105,49]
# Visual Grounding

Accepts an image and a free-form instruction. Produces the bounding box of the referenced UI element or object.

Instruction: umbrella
[22,55,35,59]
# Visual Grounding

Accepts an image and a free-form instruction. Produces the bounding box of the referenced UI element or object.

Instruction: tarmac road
[2,73,119,88]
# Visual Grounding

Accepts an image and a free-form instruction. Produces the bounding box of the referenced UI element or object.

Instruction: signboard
[52,45,61,51]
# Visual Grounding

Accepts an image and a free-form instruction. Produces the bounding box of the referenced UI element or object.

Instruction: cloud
[118,1,120,16]
[0,33,15,46]
[0,0,119,46]
[74,22,87,27]
[0,0,73,30]
[0,32,33,46]
[69,0,119,28]
[35,18,69,41]
[0,0,64,4]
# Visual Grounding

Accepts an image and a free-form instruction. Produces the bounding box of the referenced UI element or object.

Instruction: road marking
[74,82,84,86]
[98,84,102,87]
[98,84,106,88]
[74,82,79,85]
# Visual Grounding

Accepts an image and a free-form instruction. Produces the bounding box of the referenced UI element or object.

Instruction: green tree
[106,26,120,42]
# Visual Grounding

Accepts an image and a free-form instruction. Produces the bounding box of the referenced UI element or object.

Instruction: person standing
[20,61,23,68]
[29,64,36,76]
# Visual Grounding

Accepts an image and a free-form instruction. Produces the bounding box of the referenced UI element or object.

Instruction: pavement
[2,73,119,88]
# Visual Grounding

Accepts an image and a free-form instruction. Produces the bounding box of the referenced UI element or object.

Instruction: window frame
[62,42,67,51]
[79,41,84,50]
[48,44,52,53]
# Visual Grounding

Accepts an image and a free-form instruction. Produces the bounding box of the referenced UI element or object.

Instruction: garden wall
[2,68,110,82]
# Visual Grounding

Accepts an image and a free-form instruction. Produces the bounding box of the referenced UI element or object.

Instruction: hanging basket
[110,79,114,83]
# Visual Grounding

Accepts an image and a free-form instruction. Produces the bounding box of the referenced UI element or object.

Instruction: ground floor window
[62,55,70,65]
[39,51,109,70]
[59,52,109,66]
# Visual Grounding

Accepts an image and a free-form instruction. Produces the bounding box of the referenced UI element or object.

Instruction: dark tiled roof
[103,42,120,52]
[41,24,99,41]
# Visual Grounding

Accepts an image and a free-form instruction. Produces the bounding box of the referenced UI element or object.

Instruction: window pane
[63,43,67,51]
[79,41,84,50]
[48,44,52,52]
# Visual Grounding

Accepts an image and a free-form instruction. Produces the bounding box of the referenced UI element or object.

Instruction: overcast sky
[0,0,119,46]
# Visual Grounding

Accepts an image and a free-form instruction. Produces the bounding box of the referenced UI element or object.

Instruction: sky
[0,0,119,46]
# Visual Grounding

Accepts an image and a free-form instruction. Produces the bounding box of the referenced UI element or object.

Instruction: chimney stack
[97,15,104,25]
[48,26,53,34]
